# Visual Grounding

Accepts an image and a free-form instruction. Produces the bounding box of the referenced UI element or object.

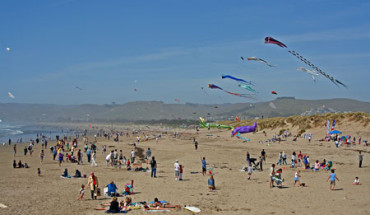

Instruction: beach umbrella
[329,130,342,134]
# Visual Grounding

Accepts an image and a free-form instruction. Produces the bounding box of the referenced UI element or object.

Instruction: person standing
[277,152,282,165]
[91,150,97,166]
[24,146,28,156]
[179,164,184,180]
[86,148,91,163]
[146,148,151,165]
[327,169,339,190]
[131,149,136,164]
[150,156,157,178]
[87,172,99,200]
[174,160,180,181]
[246,152,251,166]
[359,151,363,168]
[282,151,287,165]
[13,144,16,157]
[269,164,275,188]
[194,139,198,150]
[201,157,207,176]
[40,150,44,164]
[261,149,266,162]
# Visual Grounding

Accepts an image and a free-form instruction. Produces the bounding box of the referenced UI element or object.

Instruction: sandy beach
[0,119,369,215]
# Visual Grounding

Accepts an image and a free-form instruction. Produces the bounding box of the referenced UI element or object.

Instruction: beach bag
[96,187,101,196]
[104,187,109,196]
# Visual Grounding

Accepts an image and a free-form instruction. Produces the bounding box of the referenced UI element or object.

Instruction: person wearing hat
[87,172,99,199]
[174,160,180,181]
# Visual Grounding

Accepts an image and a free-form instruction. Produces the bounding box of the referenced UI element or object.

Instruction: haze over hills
[0,97,370,124]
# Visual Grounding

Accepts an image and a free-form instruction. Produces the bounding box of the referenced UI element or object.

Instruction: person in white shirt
[174,160,180,181]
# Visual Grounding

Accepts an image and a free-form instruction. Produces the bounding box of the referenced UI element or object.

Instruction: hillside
[0,98,369,123]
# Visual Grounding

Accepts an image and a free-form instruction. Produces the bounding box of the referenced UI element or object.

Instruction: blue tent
[329,130,342,134]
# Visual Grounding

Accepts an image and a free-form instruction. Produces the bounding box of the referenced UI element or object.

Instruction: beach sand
[0,120,369,215]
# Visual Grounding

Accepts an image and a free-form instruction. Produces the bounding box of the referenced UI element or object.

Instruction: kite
[272,91,277,95]
[231,122,257,136]
[297,67,319,83]
[175,99,180,102]
[75,86,83,90]
[265,36,347,88]
[247,57,274,67]
[241,56,244,61]
[6,47,11,52]
[269,102,277,109]
[214,106,218,109]
[238,84,256,93]
[235,116,240,122]
[133,88,138,92]
[8,92,15,99]
[208,84,256,100]
[199,117,233,130]
[221,75,255,86]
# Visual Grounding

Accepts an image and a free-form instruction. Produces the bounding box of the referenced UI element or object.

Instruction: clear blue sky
[0,0,369,104]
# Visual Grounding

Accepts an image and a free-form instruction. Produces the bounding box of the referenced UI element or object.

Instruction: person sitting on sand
[18,160,24,168]
[62,168,69,177]
[24,163,29,168]
[13,160,16,168]
[314,160,320,171]
[106,197,120,213]
[208,175,215,190]
[352,177,360,185]
[120,196,132,207]
[107,180,118,197]
[74,169,82,178]
[153,197,162,207]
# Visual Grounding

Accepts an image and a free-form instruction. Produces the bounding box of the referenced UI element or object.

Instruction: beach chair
[326,161,332,170]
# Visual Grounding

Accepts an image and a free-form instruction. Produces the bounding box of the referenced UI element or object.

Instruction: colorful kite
[209,84,256,100]
[272,91,277,95]
[265,37,347,88]
[235,116,240,122]
[231,122,257,136]
[221,75,255,86]
[247,57,274,67]
[238,84,256,93]
[199,117,233,130]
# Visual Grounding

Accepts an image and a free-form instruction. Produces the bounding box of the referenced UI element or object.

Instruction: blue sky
[0,0,369,104]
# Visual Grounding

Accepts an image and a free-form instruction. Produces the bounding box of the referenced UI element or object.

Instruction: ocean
[0,123,77,144]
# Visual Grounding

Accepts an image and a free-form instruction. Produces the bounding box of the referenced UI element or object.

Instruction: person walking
[282,151,287,165]
[87,172,99,200]
[150,156,157,178]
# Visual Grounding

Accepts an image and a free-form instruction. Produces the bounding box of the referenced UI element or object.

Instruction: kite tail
[236,132,250,141]
[287,50,347,88]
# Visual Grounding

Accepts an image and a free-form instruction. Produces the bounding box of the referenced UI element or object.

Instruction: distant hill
[0,98,369,123]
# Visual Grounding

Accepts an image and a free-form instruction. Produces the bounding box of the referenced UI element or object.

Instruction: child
[37,168,41,176]
[78,184,85,200]
[327,169,339,190]
[247,164,253,180]
[294,169,301,186]
[352,177,360,185]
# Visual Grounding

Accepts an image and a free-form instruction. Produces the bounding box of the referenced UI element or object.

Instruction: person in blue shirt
[208,175,215,190]
[201,157,207,176]
[327,169,339,190]
[107,181,118,196]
